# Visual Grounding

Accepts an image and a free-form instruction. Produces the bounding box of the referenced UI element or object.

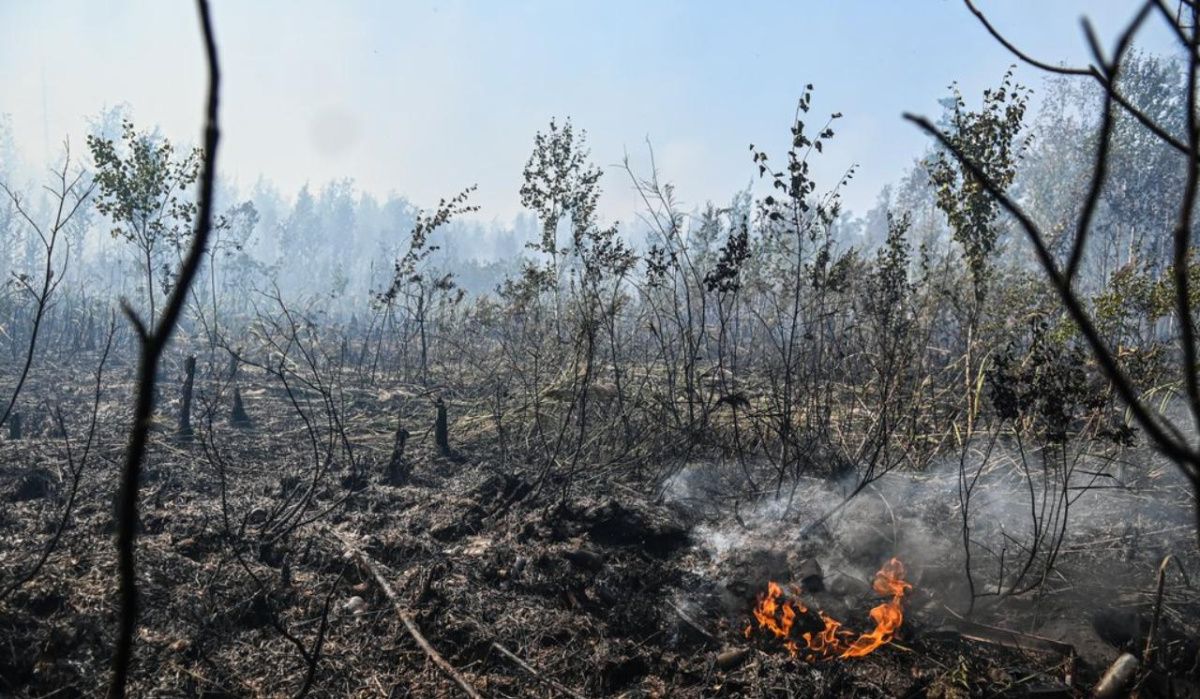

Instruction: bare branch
[108,1,222,696]
[964,0,1191,155]
[905,112,1199,479]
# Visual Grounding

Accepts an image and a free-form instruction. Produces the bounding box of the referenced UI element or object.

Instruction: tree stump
[178,356,196,439]
[8,412,21,441]
[435,398,451,458]
[386,421,411,485]
[83,312,96,351]
[231,385,252,427]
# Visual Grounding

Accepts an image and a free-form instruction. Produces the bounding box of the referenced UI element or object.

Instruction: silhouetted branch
[964,0,1191,155]
[904,113,1198,480]
[108,1,221,696]
[1174,0,1200,436]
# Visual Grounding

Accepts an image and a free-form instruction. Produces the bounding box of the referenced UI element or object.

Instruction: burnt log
[1092,653,1139,699]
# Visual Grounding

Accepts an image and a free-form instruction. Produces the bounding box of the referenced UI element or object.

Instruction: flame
[744,558,911,661]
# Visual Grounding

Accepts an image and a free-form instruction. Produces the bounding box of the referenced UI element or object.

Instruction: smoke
[668,436,1196,630]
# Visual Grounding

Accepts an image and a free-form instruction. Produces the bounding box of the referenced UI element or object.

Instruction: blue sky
[0,1,1180,224]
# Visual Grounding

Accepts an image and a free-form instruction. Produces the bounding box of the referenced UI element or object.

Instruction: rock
[716,646,750,670]
[342,595,368,616]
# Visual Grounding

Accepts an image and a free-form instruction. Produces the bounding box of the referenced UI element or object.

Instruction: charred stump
[178,356,196,439]
[83,312,96,351]
[386,420,411,485]
[435,397,451,458]
[231,385,252,427]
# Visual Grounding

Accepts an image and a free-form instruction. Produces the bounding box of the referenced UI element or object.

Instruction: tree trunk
[418,295,429,385]
[387,419,411,485]
[178,355,196,439]
[145,246,157,325]
[231,385,251,427]
[435,398,451,458]
[85,310,97,351]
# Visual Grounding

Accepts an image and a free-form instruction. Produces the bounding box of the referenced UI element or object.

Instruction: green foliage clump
[926,70,1030,300]
[87,120,202,322]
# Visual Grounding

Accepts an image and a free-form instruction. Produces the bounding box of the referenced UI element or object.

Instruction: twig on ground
[490,641,589,699]
[336,532,485,699]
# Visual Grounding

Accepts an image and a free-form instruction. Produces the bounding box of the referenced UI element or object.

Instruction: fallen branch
[491,641,588,699]
[946,618,1075,657]
[336,533,485,699]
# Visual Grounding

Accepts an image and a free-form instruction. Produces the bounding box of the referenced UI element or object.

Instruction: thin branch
[108,1,222,696]
[491,642,588,699]
[962,0,1091,76]
[0,317,115,601]
[905,113,1199,480]
[964,0,1191,155]
[338,534,486,699]
[1174,0,1200,437]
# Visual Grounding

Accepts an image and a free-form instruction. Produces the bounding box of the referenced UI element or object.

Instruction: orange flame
[744,558,911,660]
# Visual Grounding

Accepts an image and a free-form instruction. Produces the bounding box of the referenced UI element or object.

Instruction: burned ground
[1,359,1197,698]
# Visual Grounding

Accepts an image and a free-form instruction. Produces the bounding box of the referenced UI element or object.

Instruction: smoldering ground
[667,433,1197,659]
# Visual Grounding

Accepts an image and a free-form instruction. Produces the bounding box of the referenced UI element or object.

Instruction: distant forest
[0,51,1188,321]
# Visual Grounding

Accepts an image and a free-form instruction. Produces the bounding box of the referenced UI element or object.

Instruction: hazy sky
[0,1,1180,224]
